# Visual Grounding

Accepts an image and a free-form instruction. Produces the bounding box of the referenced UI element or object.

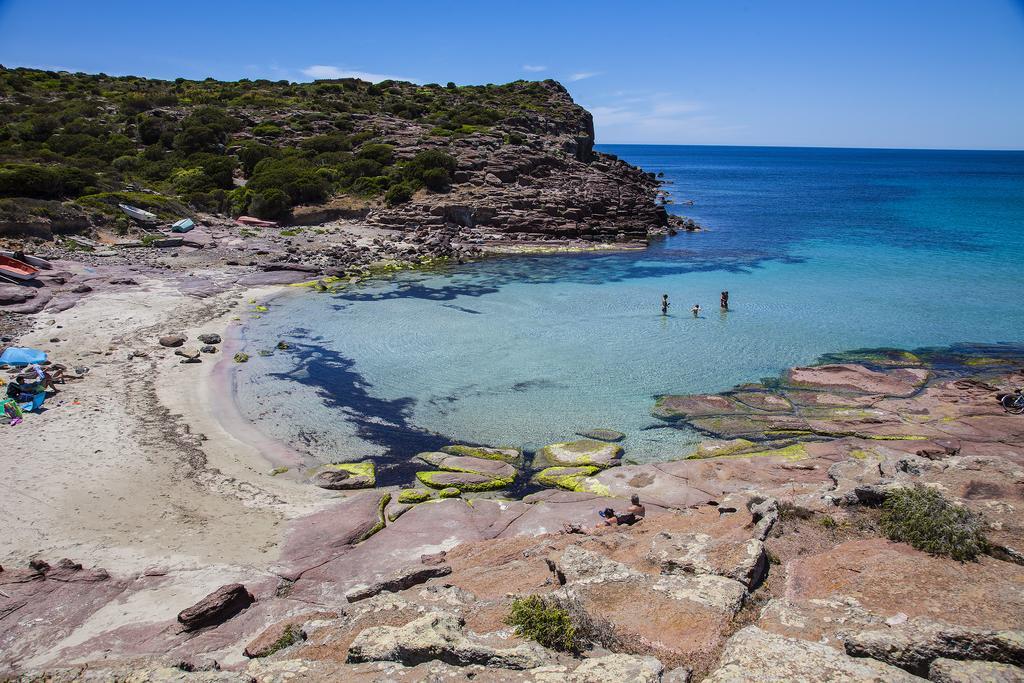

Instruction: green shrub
[250,188,290,219]
[505,595,577,652]
[384,181,415,206]
[421,167,450,192]
[357,143,394,165]
[0,164,95,199]
[880,485,988,561]
[237,142,276,176]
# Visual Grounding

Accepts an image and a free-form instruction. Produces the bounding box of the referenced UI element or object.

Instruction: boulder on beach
[416,451,516,479]
[158,333,187,348]
[176,583,254,631]
[537,439,623,469]
[311,462,376,490]
[197,333,222,345]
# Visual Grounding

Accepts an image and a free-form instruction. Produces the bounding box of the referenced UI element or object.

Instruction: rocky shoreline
[3,326,1023,681]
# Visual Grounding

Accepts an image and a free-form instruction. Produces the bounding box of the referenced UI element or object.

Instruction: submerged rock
[575,428,626,442]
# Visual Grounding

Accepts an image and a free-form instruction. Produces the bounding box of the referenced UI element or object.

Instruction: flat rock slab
[653,394,741,420]
[704,626,922,682]
[785,364,929,397]
[416,470,512,492]
[345,564,453,603]
[276,491,389,579]
[729,391,794,412]
[416,452,517,478]
[783,538,1024,632]
[440,445,521,463]
[537,439,623,468]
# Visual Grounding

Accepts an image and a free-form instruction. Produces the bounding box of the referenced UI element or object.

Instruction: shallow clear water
[235,146,1024,480]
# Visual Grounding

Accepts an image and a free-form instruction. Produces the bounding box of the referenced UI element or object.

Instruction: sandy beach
[1,276,326,575]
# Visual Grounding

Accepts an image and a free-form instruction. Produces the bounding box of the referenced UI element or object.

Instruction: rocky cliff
[0,68,670,246]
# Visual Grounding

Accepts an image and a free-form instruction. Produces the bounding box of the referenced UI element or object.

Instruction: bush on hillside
[384,180,415,206]
[250,188,290,220]
[0,164,96,199]
[880,485,988,561]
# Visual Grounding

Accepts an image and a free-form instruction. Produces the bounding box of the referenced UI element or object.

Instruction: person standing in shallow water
[720,291,729,310]
[661,294,670,316]
[691,303,701,317]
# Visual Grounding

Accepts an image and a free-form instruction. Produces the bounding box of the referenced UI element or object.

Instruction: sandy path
[1,275,324,574]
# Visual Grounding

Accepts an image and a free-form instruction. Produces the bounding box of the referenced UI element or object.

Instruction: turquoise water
[235,146,1024,481]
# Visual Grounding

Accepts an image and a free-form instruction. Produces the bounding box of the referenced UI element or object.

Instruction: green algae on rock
[397,488,433,504]
[310,461,376,490]
[687,438,758,459]
[440,444,521,463]
[537,439,623,469]
[438,487,462,499]
[416,470,515,492]
[536,465,601,491]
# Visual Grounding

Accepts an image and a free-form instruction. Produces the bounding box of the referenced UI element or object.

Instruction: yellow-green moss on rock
[416,470,514,492]
[537,439,623,469]
[441,444,521,463]
[536,466,601,491]
[398,488,433,504]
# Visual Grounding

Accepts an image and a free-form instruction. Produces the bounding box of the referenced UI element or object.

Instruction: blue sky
[1,0,1022,149]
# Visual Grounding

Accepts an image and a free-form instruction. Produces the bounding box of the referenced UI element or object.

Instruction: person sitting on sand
[661,294,670,316]
[28,363,63,393]
[625,494,646,520]
[691,303,701,317]
[597,507,619,527]
[6,377,34,403]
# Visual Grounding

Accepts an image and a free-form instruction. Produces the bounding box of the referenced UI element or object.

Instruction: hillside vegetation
[0,67,587,225]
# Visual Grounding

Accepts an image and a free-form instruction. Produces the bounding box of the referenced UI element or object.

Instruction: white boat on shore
[118,203,158,223]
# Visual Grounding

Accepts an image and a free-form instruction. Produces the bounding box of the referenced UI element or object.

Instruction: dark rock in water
[197,333,222,345]
[201,345,218,354]
[233,352,249,363]
[159,333,187,347]
[345,564,452,603]
[576,428,626,442]
[276,341,290,350]
[177,583,254,631]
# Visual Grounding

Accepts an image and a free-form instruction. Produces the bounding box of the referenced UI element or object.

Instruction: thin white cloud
[301,65,415,83]
[568,71,601,82]
[522,64,547,72]
[586,95,745,144]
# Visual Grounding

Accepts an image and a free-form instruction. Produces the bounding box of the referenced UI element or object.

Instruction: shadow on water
[330,247,806,304]
[267,331,451,486]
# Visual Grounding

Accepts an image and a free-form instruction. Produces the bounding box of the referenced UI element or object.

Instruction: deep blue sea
[235,146,1024,478]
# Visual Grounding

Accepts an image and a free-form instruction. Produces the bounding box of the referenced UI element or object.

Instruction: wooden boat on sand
[0,255,39,281]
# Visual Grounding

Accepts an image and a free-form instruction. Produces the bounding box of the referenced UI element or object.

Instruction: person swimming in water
[691,303,701,317]
[661,294,670,316]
